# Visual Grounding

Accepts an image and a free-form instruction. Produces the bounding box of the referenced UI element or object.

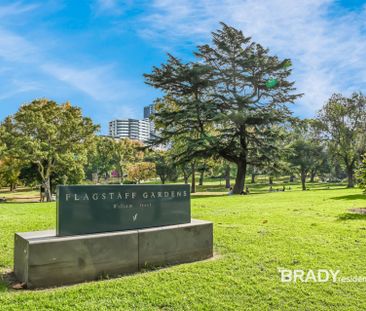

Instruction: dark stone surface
[14,220,213,288]
[15,229,139,288]
[57,184,190,236]
[14,234,28,283]
[138,219,213,268]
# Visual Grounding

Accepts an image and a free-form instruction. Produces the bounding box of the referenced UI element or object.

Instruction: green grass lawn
[1,183,366,310]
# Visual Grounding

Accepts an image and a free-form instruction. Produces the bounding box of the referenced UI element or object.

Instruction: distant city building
[143,104,156,119]
[108,104,159,143]
[143,104,157,137]
[109,119,150,142]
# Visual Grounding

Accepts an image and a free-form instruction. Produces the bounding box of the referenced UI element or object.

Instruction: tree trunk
[301,171,306,191]
[251,173,255,184]
[191,162,196,193]
[199,170,204,186]
[10,183,16,192]
[183,170,189,184]
[289,175,295,182]
[310,169,316,183]
[160,176,166,184]
[269,176,273,185]
[233,161,246,194]
[347,166,354,188]
[119,169,124,184]
[225,164,231,188]
[44,177,52,202]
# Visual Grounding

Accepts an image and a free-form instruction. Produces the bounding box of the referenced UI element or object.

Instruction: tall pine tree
[145,23,301,193]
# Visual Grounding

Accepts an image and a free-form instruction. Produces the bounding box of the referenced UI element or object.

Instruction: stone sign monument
[14,184,213,288]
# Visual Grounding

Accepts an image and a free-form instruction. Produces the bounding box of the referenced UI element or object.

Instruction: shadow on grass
[331,194,366,201]
[0,201,48,205]
[192,194,228,200]
[306,182,346,188]
[192,191,273,199]
[337,213,366,221]
[0,254,221,291]
[0,188,35,194]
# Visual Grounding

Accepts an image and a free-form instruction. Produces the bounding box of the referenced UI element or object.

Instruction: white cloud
[0,1,39,18]
[109,104,138,119]
[0,27,129,104]
[41,63,129,102]
[0,1,136,108]
[139,0,366,116]
[0,79,41,101]
[0,29,39,62]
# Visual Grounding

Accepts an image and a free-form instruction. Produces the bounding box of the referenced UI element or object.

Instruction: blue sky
[0,0,366,134]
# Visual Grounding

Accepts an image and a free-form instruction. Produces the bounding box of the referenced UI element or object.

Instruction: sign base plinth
[14,219,213,288]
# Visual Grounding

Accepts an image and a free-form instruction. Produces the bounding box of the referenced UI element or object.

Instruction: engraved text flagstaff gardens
[56,184,191,236]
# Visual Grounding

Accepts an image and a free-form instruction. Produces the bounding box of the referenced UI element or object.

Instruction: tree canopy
[318,92,366,187]
[287,120,324,190]
[357,154,366,192]
[0,99,98,201]
[145,23,301,193]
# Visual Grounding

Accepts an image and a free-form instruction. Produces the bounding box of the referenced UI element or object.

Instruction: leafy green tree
[114,139,144,183]
[86,137,144,183]
[1,99,98,201]
[264,160,289,185]
[315,151,331,182]
[19,163,41,187]
[247,165,259,184]
[197,160,208,186]
[87,136,117,182]
[145,23,301,194]
[197,24,300,193]
[244,123,291,185]
[126,162,156,184]
[179,163,192,184]
[287,120,324,190]
[306,119,330,183]
[0,126,5,155]
[0,158,22,191]
[357,154,366,192]
[52,159,86,190]
[159,132,199,192]
[318,93,366,187]
[308,146,328,182]
[146,150,177,184]
[197,158,215,186]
